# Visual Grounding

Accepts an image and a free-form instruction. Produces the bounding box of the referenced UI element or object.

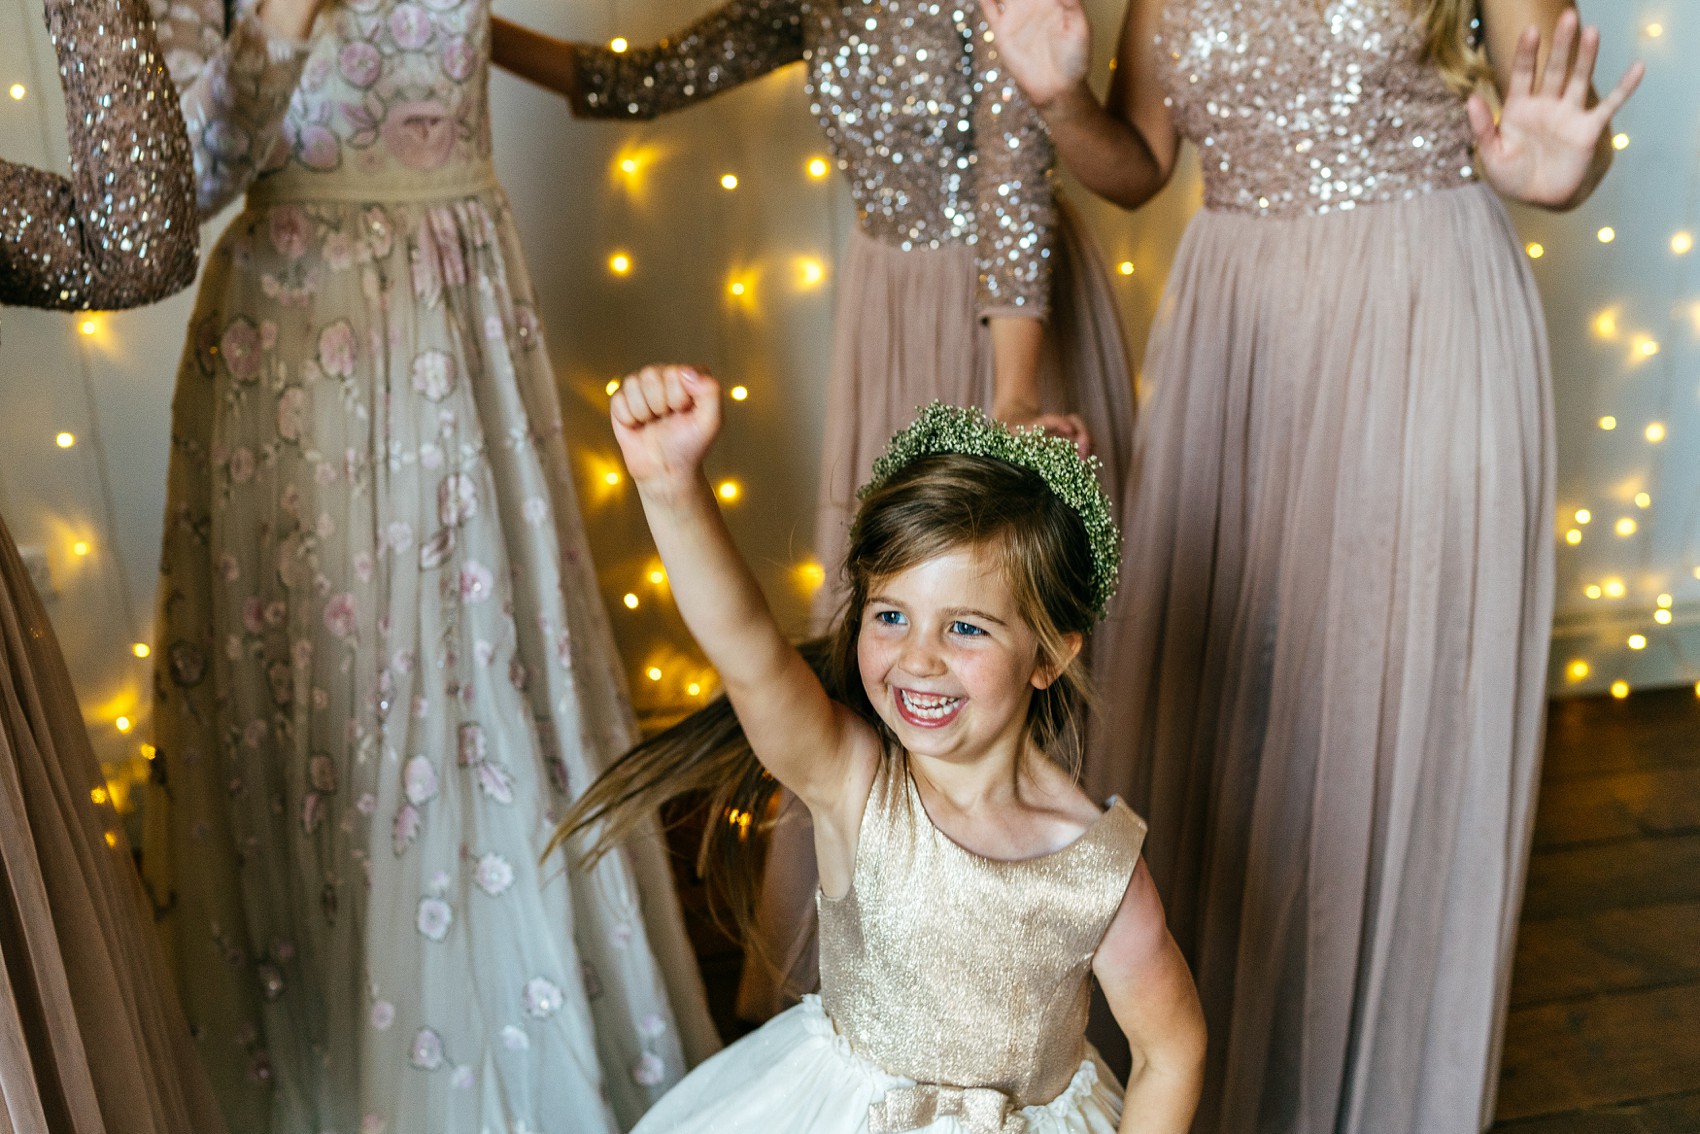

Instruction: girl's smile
[858,546,1048,764]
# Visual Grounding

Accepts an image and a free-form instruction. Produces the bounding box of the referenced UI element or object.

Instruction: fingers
[1563,22,1598,106]
[1464,91,1498,150]
[615,364,709,426]
[1595,58,1646,121]
[1537,8,1577,99]
[1508,25,1540,99]
[976,0,1002,32]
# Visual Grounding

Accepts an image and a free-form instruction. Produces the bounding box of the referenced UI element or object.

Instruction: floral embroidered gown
[141,1,720,1131]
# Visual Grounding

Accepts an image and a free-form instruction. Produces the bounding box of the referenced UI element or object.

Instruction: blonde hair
[550,452,1099,973]
[1415,0,1489,95]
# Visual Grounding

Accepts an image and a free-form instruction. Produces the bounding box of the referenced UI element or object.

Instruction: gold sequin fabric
[819,756,1146,1110]
[1153,0,1475,217]
[576,0,1057,316]
[0,0,197,311]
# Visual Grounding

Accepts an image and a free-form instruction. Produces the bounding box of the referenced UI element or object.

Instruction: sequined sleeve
[572,0,805,120]
[969,22,1056,320]
[151,0,309,215]
[0,0,198,309]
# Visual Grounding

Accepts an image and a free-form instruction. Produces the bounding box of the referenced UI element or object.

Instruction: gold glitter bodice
[819,756,1145,1111]
[0,0,197,311]
[1153,0,1476,216]
[577,0,1056,316]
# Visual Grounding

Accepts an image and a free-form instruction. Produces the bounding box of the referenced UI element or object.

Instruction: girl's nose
[897,634,945,677]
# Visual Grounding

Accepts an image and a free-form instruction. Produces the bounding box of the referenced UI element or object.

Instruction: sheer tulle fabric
[0,515,228,1134]
[1090,183,1553,1133]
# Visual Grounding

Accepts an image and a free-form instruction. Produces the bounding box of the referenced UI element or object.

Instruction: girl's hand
[611,365,722,493]
[978,0,1093,110]
[1467,8,1643,209]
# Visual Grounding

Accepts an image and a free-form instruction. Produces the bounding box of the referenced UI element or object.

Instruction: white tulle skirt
[633,995,1124,1133]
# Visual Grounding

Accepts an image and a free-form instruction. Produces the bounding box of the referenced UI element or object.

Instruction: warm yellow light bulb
[646,666,663,681]
[1658,593,1673,609]
[1615,518,1637,536]
[1611,133,1629,151]
[609,36,629,52]
[609,252,632,275]
[1694,566,1700,580]
[648,568,666,584]
[115,716,132,733]
[603,470,620,486]
[794,560,827,593]
[79,318,97,335]
[1674,231,1695,256]
[717,480,740,501]
[55,431,75,448]
[1611,680,1630,699]
[91,786,109,805]
[797,258,826,287]
[1636,338,1660,358]
[1574,509,1591,525]
[622,593,639,609]
[104,831,118,847]
[1645,422,1666,443]
[720,173,739,190]
[141,743,156,760]
[1567,660,1590,681]
[1604,579,1626,598]
[1597,227,1615,244]
[1599,416,1617,431]
[605,378,622,396]
[72,540,90,556]
[1564,528,1582,545]
[729,385,749,401]
[1628,634,1647,650]
[729,280,746,297]
[1525,242,1544,259]
[8,84,24,100]
[132,642,150,658]
[807,157,830,179]
[1635,492,1651,509]
[1585,584,1603,599]
[618,157,639,175]
[687,682,703,696]
[1654,608,1673,625]
[1646,21,1663,37]
[1118,261,1135,276]
[1592,309,1617,339]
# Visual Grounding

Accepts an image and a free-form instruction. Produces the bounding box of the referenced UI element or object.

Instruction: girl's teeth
[900,690,960,720]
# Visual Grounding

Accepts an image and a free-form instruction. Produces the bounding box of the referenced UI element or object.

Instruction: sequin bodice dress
[629,755,1145,1134]
[1088,2,1556,1132]
[577,0,1055,317]
[1152,0,1476,216]
[141,2,719,1131]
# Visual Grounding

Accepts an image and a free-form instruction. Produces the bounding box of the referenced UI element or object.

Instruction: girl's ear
[1030,631,1084,690]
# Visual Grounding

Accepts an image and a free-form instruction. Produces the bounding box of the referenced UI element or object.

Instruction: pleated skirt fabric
[1088,182,1554,1134]
[0,512,228,1134]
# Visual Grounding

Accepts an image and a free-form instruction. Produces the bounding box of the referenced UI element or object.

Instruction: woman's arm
[1095,859,1207,1134]
[1468,1,1642,210]
[493,0,805,119]
[154,0,321,216]
[610,366,877,821]
[981,0,1178,210]
[0,0,198,309]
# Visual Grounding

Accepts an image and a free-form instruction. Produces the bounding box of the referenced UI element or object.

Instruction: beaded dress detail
[1087,1,1555,1132]
[139,1,718,1131]
[629,755,1144,1134]
[2,0,220,1130]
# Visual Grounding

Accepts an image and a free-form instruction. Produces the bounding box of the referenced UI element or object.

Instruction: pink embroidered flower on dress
[220,552,241,582]
[381,100,456,170]
[409,1027,444,1068]
[293,122,340,171]
[411,349,456,401]
[323,593,358,638]
[522,977,563,1019]
[242,597,266,635]
[403,756,440,805]
[323,230,357,272]
[318,320,358,378]
[438,473,477,527]
[457,561,494,604]
[416,897,452,942]
[473,852,514,896]
[268,205,312,260]
[276,387,307,442]
[457,723,486,766]
[441,37,476,82]
[631,1052,666,1087]
[522,497,547,527]
[338,41,382,89]
[220,317,262,382]
[387,4,432,49]
[228,447,256,484]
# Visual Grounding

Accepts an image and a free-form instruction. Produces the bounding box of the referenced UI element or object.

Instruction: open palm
[1467,9,1644,208]
[978,0,1092,109]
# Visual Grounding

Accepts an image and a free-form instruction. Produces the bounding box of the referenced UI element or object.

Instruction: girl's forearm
[1117,1059,1205,1134]
[1040,82,1171,210]
[987,315,1046,421]
[490,16,580,102]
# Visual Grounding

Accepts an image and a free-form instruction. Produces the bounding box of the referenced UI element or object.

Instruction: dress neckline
[900,756,1122,867]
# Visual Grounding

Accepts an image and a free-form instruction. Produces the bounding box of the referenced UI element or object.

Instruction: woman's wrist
[1036,80,1103,127]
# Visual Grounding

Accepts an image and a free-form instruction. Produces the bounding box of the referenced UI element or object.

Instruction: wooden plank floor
[1491,687,1700,1133]
[667,687,1700,1126]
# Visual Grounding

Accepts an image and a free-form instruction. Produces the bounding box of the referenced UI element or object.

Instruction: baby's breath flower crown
[856,403,1121,620]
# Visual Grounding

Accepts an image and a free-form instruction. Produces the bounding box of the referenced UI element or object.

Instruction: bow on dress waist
[868,1082,1028,1134]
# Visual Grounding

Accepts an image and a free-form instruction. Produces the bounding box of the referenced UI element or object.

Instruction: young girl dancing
[563,368,1205,1133]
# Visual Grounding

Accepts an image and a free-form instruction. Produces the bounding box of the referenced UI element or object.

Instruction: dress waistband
[246,160,500,207]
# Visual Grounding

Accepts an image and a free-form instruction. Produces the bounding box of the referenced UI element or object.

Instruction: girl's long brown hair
[1416,0,1489,95]
[550,453,1101,979]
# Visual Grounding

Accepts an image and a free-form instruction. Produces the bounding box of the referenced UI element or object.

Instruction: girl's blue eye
[949,620,986,637]
[874,610,906,626]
